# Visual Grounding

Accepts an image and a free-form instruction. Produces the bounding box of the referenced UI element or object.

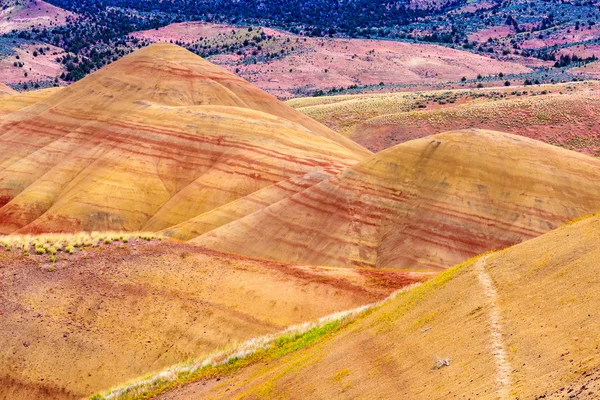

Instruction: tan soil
[0,239,428,399]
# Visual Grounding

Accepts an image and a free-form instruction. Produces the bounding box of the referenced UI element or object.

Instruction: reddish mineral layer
[0,43,370,234]
[194,129,600,271]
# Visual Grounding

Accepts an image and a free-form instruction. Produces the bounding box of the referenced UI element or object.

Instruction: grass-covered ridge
[89,283,424,400]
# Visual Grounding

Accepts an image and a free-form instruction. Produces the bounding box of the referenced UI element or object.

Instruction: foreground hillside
[151,212,600,399]
[290,82,600,155]
[192,129,600,271]
[0,43,369,234]
[0,234,426,400]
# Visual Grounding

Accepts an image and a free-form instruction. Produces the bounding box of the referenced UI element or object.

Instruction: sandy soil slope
[159,213,600,399]
[0,237,428,400]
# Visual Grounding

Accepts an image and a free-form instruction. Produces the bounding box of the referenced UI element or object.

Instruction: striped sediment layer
[193,129,600,271]
[0,43,369,234]
[160,170,334,241]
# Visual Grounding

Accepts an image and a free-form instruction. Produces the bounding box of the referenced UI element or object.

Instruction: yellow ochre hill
[0,87,62,118]
[0,43,370,234]
[193,129,600,271]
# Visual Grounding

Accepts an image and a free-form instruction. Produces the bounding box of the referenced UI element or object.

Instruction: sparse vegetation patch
[0,231,162,265]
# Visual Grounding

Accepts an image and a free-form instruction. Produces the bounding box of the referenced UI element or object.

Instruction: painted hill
[193,129,600,271]
[0,233,426,400]
[157,212,600,399]
[0,43,369,234]
[160,170,334,241]
[0,87,60,117]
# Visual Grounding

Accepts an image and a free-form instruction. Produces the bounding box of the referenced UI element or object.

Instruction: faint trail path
[474,256,511,400]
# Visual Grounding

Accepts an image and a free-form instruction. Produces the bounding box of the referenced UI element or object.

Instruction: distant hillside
[0,40,67,88]
[45,0,457,34]
[0,0,72,34]
[134,23,532,99]
[0,43,369,234]
[290,81,600,156]
[5,0,600,92]
[43,0,600,57]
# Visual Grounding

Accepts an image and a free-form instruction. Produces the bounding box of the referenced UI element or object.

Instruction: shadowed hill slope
[193,129,600,271]
[160,213,600,399]
[0,236,426,400]
[0,87,61,117]
[160,170,334,241]
[0,82,16,96]
[0,43,369,234]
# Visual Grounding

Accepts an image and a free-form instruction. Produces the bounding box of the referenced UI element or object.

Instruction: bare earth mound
[0,86,60,117]
[0,237,427,400]
[193,129,600,271]
[159,213,600,399]
[0,43,369,235]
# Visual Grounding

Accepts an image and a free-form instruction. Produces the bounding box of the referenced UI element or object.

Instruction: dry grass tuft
[0,231,162,263]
